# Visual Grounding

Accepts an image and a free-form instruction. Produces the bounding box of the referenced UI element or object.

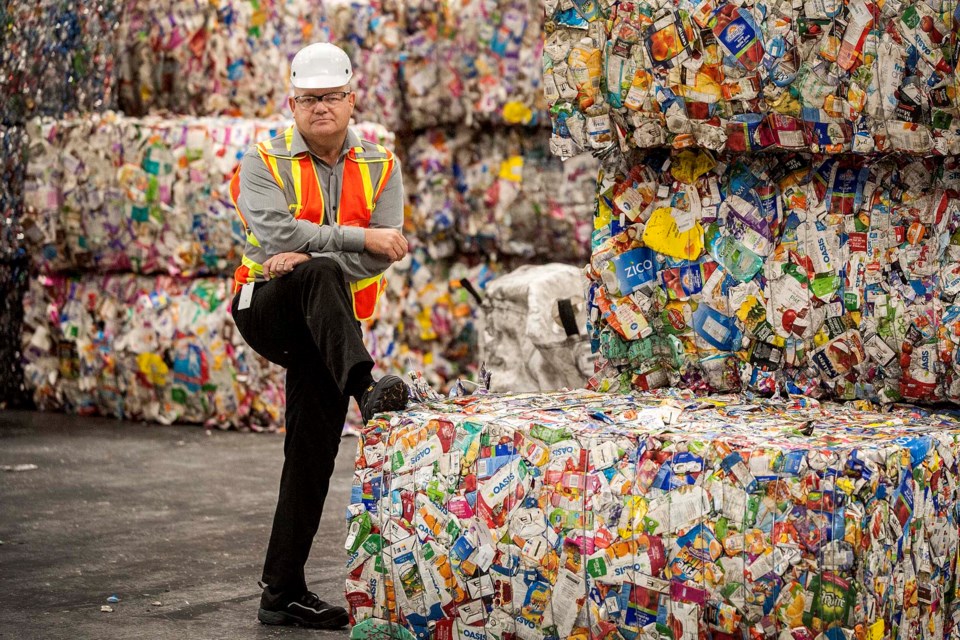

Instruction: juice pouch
[802,573,855,628]
[609,247,660,295]
[692,304,743,351]
[570,0,603,22]
[767,273,824,340]
[642,206,706,260]
[721,194,775,257]
[710,234,763,282]
[769,45,799,87]
[811,329,866,378]
[803,0,841,18]
[612,167,658,222]
[767,113,807,149]
[898,4,952,77]
[662,260,718,301]
[605,42,637,109]
[712,4,764,71]
[805,120,853,154]
[607,19,645,107]
[691,0,717,29]
[824,163,868,216]
[662,301,695,336]
[837,1,876,72]
[568,39,603,110]
[669,66,723,105]
[646,11,695,68]
[623,67,656,112]
[608,294,655,340]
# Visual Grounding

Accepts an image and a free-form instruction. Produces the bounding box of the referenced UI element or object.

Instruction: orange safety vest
[229,126,396,321]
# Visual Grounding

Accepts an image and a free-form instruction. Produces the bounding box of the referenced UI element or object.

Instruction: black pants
[231,257,374,594]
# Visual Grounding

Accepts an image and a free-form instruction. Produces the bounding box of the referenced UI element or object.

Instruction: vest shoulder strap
[256,126,302,159]
[347,142,394,164]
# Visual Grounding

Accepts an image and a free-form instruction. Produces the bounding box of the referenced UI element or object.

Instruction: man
[229,42,410,629]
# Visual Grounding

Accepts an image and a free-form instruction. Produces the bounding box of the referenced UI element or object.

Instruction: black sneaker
[359,375,409,423]
[257,587,349,629]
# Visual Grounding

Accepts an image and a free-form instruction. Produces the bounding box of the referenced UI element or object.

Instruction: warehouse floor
[0,410,355,640]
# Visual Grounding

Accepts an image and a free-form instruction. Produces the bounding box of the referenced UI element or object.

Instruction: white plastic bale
[479,263,592,393]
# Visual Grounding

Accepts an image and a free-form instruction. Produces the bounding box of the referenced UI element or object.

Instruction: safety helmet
[290,43,353,89]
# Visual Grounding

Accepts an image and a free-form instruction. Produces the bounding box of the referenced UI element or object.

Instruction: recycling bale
[397,0,546,129]
[20,273,285,430]
[575,148,960,406]
[405,128,597,263]
[2,0,120,123]
[544,0,960,157]
[363,253,499,396]
[22,113,393,276]
[113,0,402,128]
[347,389,960,639]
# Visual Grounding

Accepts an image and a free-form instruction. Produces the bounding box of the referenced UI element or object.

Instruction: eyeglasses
[293,92,352,109]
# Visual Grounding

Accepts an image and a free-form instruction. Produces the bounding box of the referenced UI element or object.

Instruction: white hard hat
[290,43,353,89]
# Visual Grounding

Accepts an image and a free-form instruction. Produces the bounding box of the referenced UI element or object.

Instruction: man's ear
[288,96,297,112]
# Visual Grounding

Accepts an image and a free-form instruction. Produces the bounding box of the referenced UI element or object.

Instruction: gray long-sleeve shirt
[235,126,403,283]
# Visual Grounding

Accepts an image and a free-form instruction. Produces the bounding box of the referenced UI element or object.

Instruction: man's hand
[263,252,311,280]
[364,228,408,262]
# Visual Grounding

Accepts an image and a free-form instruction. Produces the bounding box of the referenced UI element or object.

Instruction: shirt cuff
[341,226,366,252]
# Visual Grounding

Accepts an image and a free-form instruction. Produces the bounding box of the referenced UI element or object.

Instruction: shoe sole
[258,607,350,629]
[365,377,409,422]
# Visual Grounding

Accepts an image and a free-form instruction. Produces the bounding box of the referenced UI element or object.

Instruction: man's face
[289,86,356,140]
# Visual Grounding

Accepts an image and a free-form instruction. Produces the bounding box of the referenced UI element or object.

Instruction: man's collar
[343,128,362,154]
[290,126,361,161]
[289,127,310,156]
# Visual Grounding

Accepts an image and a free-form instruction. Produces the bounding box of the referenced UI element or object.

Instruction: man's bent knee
[297,257,343,281]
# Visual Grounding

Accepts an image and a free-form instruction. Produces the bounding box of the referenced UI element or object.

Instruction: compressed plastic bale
[20,273,285,430]
[22,113,272,275]
[544,0,960,156]
[364,249,499,395]
[405,128,597,262]
[347,388,960,640]
[0,0,121,406]
[322,2,405,132]
[0,127,31,406]
[399,0,547,129]
[572,148,960,406]
[21,114,393,276]
[111,0,547,128]
[0,258,30,408]
[0,1,120,123]
[479,264,593,393]
[1,126,28,260]
[113,0,402,127]
[116,0,297,117]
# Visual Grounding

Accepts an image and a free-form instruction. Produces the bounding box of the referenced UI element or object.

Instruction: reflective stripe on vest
[229,127,395,321]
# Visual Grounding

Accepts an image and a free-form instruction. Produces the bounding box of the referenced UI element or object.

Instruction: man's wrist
[342,227,366,252]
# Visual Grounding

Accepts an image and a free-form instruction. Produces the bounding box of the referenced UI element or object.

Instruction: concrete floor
[0,410,356,640]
